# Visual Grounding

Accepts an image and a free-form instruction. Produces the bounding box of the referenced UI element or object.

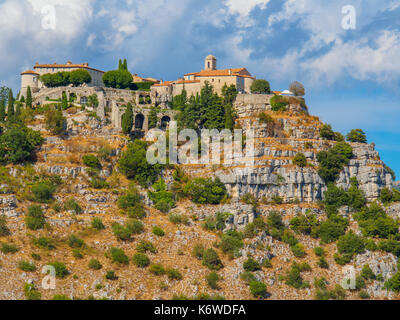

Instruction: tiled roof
[174,80,200,84]
[152,81,174,87]
[21,70,39,75]
[34,62,105,73]
[184,68,254,78]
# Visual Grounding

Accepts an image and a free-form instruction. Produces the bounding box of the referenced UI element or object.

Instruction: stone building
[20,61,105,98]
[151,55,256,98]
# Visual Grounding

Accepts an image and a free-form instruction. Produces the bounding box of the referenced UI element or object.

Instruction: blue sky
[0,0,399,177]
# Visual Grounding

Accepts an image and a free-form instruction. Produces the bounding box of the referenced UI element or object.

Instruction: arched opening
[80,96,88,105]
[135,114,145,130]
[161,116,171,129]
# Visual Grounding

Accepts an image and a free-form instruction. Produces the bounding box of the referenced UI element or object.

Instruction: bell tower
[204,55,217,71]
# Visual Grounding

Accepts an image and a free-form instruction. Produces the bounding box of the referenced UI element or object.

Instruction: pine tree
[15,103,21,122]
[26,86,32,108]
[7,89,14,122]
[121,103,133,134]
[61,92,68,110]
[0,99,5,122]
[123,59,128,71]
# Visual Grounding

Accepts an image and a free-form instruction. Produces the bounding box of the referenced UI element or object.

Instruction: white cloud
[302,30,400,85]
[225,0,269,17]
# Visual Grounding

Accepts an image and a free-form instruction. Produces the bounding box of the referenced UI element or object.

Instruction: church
[151,55,255,97]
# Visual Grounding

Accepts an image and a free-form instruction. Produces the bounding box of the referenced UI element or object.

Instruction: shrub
[88,259,102,270]
[346,129,367,143]
[285,263,310,289]
[267,211,285,231]
[289,81,305,96]
[25,205,46,230]
[24,283,41,300]
[317,216,348,243]
[67,235,84,248]
[317,256,329,269]
[107,247,129,265]
[152,226,165,237]
[291,243,306,258]
[91,217,105,230]
[33,237,56,250]
[149,264,166,276]
[193,244,205,260]
[313,247,325,257]
[206,272,221,289]
[149,178,176,213]
[263,259,272,268]
[361,264,376,280]
[249,281,267,298]
[82,154,101,169]
[290,212,319,235]
[0,125,44,165]
[31,253,41,261]
[240,271,257,284]
[64,198,83,214]
[359,291,370,299]
[45,107,67,136]
[243,258,261,272]
[0,215,10,236]
[184,177,227,204]
[282,230,299,246]
[384,272,400,292]
[112,223,133,241]
[270,95,288,112]
[127,219,144,234]
[117,187,146,219]
[166,268,183,280]
[18,261,36,272]
[136,240,157,254]
[293,153,307,167]
[118,140,163,186]
[72,248,83,259]
[219,231,244,256]
[202,248,223,270]
[169,213,189,225]
[354,203,398,239]
[102,69,132,89]
[132,253,150,268]
[105,270,118,280]
[317,142,353,184]
[335,231,365,264]
[49,262,69,278]
[31,181,56,203]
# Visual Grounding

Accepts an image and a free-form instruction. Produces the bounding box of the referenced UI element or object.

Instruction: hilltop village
[0,56,399,301]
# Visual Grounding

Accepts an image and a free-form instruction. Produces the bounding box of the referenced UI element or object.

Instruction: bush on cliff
[118,140,163,187]
[346,129,367,143]
[184,177,227,204]
[317,142,353,184]
[25,205,46,230]
[0,124,43,164]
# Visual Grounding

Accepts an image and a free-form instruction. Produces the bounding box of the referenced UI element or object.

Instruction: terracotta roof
[152,81,174,87]
[174,80,200,85]
[272,91,281,95]
[21,70,39,75]
[185,68,254,78]
[34,62,105,73]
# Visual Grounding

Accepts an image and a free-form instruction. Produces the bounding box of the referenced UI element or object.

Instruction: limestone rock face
[184,94,393,203]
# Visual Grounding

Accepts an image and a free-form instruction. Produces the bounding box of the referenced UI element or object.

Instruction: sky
[0,0,399,177]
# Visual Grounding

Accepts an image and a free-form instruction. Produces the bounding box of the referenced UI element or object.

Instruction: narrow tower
[204,55,217,71]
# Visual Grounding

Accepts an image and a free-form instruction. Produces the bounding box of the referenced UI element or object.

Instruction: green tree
[250,79,271,94]
[118,140,163,186]
[7,89,14,122]
[61,92,68,110]
[68,69,92,86]
[148,106,158,129]
[289,81,305,96]
[26,86,32,109]
[346,129,367,143]
[103,70,132,89]
[88,94,99,108]
[45,106,67,136]
[0,99,5,122]
[121,103,133,134]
